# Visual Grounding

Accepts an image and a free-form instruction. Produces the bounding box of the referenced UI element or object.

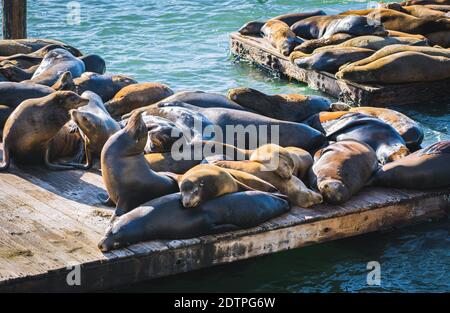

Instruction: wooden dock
[229,32,450,106]
[0,142,448,292]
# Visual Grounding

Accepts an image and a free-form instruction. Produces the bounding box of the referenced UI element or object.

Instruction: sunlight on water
[25,0,449,292]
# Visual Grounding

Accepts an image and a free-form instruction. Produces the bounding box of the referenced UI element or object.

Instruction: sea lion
[323,112,410,164]
[291,15,387,39]
[100,111,179,217]
[238,10,326,36]
[261,20,303,56]
[74,72,137,102]
[336,51,450,84]
[46,122,83,165]
[69,91,121,167]
[0,39,82,57]
[310,140,378,204]
[293,33,355,54]
[349,107,424,149]
[400,0,450,6]
[426,30,450,47]
[136,101,327,152]
[291,47,374,73]
[105,82,173,117]
[0,91,89,171]
[78,54,106,74]
[0,81,54,110]
[338,44,450,70]
[391,4,447,18]
[370,140,450,189]
[98,191,290,251]
[0,63,37,81]
[423,4,450,11]
[179,164,277,208]
[28,48,85,86]
[227,87,332,122]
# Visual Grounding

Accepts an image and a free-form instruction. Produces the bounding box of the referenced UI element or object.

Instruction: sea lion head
[112,74,138,88]
[318,178,350,204]
[250,144,295,179]
[123,111,148,152]
[54,90,90,111]
[51,71,75,91]
[238,20,265,36]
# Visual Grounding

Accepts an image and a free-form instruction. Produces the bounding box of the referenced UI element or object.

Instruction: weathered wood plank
[229,32,450,106]
[2,0,27,39]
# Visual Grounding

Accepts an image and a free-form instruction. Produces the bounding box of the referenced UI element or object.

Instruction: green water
[26,0,449,292]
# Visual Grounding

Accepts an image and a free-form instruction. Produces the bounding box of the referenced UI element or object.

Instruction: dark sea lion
[349,107,424,149]
[238,10,326,36]
[310,140,378,204]
[324,112,410,164]
[227,87,332,122]
[74,72,137,102]
[156,91,248,111]
[0,39,82,57]
[291,47,374,73]
[138,101,327,152]
[179,164,277,208]
[336,51,450,84]
[46,122,83,164]
[0,63,37,82]
[262,20,303,56]
[370,140,450,189]
[0,91,89,171]
[78,54,106,74]
[70,91,121,167]
[293,33,355,54]
[28,48,85,86]
[426,30,450,47]
[105,82,173,117]
[98,191,290,251]
[291,15,387,39]
[0,105,12,130]
[100,111,178,217]
[400,0,450,6]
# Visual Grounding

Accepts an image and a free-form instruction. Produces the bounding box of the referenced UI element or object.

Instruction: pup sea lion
[0,39,81,57]
[179,164,277,208]
[349,107,424,149]
[370,140,450,189]
[238,10,326,36]
[0,91,89,171]
[336,51,450,84]
[138,101,327,152]
[70,91,121,167]
[98,191,290,251]
[310,140,378,204]
[78,54,106,74]
[227,87,332,122]
[100,112,178,217]
[291,47,374,73]
[291,15,387,39]
[261,20,303,56]
[74,72,137,102]
[28,48,85,86]
[105,82,173,117]
[293,33,355,54]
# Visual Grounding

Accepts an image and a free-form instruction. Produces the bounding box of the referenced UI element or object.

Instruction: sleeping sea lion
[100,111,179,217]
[0,39,82,57]
[310,140,378,204]
[227,87,332,122]
[98,191,290,251]
[261,20,303,56]
[0,91,89,171]
[370,140,450,189]
[293,33,355,54]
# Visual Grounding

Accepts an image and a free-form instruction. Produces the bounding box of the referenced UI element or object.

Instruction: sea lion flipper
[210,224,240,233]
[97,193,115,207]
[0,143,11,171]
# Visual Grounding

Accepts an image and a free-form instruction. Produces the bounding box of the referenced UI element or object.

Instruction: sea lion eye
[199,181,204,188]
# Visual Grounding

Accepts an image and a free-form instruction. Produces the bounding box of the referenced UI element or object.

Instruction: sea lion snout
[180,180,201,208]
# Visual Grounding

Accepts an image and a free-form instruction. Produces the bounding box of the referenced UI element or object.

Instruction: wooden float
[229,32,450,106]
[0,143,448,292]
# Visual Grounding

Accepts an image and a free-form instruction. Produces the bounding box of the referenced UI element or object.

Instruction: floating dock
[0,144,448,291]
[229,32,450,106]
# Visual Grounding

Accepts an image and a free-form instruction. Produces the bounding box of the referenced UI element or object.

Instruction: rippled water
[26,0,449,292]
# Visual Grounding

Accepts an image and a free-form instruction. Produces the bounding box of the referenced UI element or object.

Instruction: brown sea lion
[291,15,387,39]
[394,5,447,18]
[291,47,374,73]
[0,39,82,57]
[293,33,355,54]
[261,20,303,56]
[105,82,173,117]
[336,51,450,84]
[0,63,37,82]
[423,4,450,11]
[178,164,277,208]
[310,140,378,204]
[0,91,89,171]
[74,72,137,102]
[98,191,290,251]
[46,122,83,165]
[338,44,450,70]
[370,140,450,189]
[227,87,332,122]
[100,111,179,217]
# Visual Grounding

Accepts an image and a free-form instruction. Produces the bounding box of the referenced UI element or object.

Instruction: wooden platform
[0,143,448,292]
[230,32,450,106]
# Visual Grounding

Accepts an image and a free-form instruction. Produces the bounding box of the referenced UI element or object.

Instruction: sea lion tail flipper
[97,193,115,207]
[0,143,11,171]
